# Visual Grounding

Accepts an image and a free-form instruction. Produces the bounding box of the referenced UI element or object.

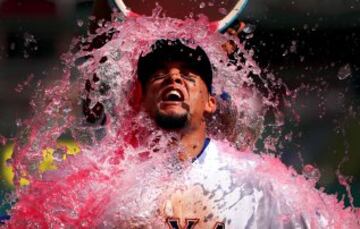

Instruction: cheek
[143,87,158,109]
[145,84,159,101]
[190,88,208,108]
[187,79,209,108]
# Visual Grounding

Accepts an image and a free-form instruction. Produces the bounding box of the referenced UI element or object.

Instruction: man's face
[141,61,216,130]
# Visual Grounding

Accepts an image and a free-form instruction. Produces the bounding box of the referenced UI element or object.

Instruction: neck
[177,121,207,161]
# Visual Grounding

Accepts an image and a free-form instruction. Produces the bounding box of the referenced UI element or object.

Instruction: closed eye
[149,72,199,83]
[181,73,198,82]
[150,73,167,82]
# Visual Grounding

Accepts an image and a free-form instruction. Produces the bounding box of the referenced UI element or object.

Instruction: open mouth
[161,88,185,102]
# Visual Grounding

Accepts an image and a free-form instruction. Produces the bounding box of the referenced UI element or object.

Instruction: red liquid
[123,0,238,21]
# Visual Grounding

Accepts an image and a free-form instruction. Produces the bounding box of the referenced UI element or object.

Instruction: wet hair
[137,39,213,93]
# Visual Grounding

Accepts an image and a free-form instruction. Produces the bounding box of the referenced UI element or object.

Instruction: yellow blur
[0,140,80,188]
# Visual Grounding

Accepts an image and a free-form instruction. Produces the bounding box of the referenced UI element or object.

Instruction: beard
[155,111,189,130]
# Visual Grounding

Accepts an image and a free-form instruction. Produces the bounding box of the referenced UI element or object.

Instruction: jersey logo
[167,218,199,229]
[166,218,225,229]
[213,222,225,229]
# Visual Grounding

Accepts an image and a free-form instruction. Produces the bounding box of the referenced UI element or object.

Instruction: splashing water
[3,14,359,228]
[337,63,352,80]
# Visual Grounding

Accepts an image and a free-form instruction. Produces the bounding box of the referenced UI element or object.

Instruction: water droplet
[245,34,254,39]
[218,7,227,15]
[243,24,256,34]
[63,108,72,114]
[77,19,84,27]
[337,64,352,80]
[24,32,36,47]
[15,84,23,93]
[302,164,320,182]
[199,2,206,8]
[338,174,349,186]
[289,41,297,53]
[16,119,22,127]
[53,149,66,162]
[97,19,105,28]
[110,49,122,61]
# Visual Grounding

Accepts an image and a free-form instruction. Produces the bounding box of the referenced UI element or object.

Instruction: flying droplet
[23,32,36,47]
[199,2,206,8]
[302,164,320,182]
[218,7,227,15]
[243,24,256,34]
[53,149,66,162]
[337,64,352,80]
[290,40,297,53]
[77,19,84,27]
[16,119,22,127]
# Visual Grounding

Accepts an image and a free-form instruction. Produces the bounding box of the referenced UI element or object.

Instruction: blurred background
[0,0,359,216]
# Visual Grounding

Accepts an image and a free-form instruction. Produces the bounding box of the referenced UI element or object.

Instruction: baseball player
[127,39,358,228]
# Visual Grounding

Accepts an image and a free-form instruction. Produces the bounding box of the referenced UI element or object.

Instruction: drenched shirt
[161,140,320,228]
[109,139,357,228]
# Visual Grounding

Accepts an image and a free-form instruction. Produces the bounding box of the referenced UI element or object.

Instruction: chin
[161,109,186,117]
[155,111,189,130]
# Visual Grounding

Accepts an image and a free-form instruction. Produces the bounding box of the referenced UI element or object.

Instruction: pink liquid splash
[2,13,359,228]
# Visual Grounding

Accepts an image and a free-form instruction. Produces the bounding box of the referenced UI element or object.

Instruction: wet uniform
[158,139,355,229]
[5,139,357,228]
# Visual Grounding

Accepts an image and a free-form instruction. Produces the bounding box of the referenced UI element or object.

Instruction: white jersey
[103,139,358,229]
[158,139,358,229]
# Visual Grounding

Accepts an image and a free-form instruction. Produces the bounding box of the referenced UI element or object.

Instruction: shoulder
[200,139,359,228]
[201,139,262,172]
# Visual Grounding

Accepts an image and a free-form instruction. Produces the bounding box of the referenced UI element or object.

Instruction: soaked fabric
[158,140,357,228]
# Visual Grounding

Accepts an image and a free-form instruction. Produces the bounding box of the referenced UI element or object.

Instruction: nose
[164,68,183,85]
